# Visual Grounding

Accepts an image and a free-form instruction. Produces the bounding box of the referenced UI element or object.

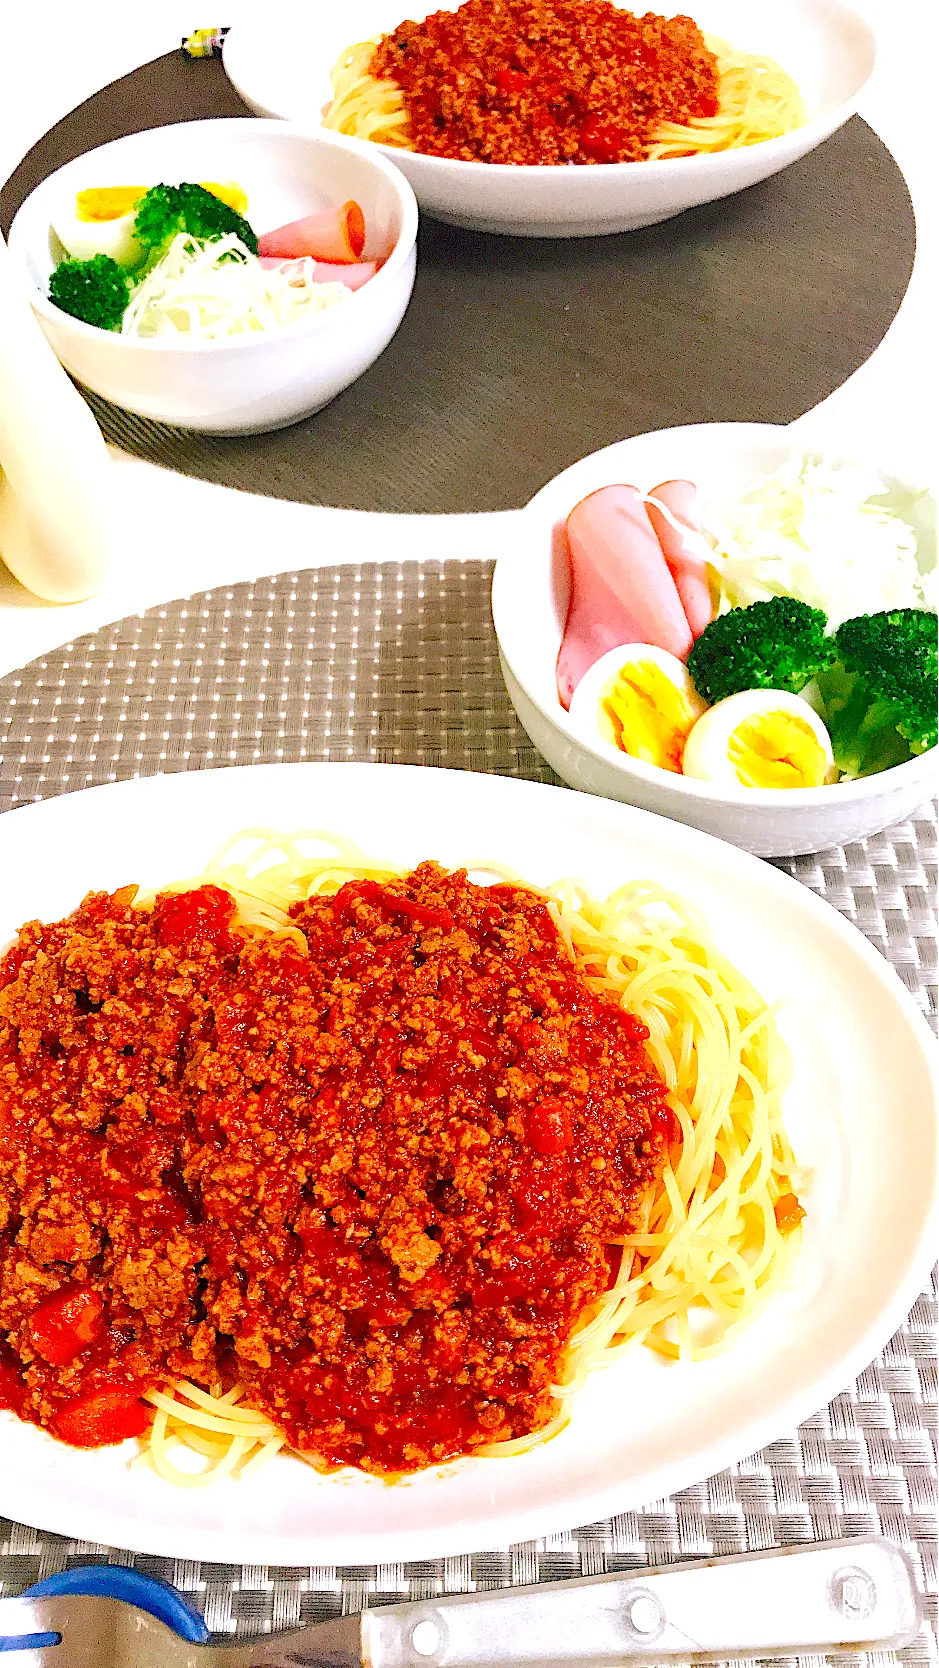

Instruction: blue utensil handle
[23,1565,210,1643]
[0,1631,60,1655]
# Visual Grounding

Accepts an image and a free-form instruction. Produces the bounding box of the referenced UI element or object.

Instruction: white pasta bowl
[491,423,937,858]
[6,119,418,434]
[223,0,876,238]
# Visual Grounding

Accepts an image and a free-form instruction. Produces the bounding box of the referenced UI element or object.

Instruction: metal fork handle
[358,1538,924,1668]
[0,1536,924,1667]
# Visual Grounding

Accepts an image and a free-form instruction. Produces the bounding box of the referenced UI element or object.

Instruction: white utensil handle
[362,1538,922,1668]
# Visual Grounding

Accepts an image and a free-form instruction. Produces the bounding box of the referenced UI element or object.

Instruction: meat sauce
[0,865,668,1473]
[371,0,719,165]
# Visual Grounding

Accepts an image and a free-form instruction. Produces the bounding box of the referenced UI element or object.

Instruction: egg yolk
[74,182,247,223]
[728,712,829,789]
[200,180,249,215]
[599,663,696,773]
[75,187,147,222]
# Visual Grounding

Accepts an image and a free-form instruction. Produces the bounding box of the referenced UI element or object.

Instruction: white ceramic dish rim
[224,1,877,179]
[492,425,937,813]
[11,119,419,355]
[0,760,935,1563]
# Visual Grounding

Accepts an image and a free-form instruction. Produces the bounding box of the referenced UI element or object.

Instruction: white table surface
[0,0,936,680]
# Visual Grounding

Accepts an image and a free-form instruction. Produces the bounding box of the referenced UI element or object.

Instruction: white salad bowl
[223,0,876,238]
[491,423,937,858]
[6,119,419,434]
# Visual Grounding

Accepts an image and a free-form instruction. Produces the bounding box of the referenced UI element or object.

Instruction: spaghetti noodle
[648,36,805,159]
[324,40,413,150]
[321,6,804,165]
[129,829,801,1484]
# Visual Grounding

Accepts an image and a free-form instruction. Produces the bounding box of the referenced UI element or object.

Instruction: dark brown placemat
[0,53,916,512]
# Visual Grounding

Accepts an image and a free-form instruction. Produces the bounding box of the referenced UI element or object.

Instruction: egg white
[568,644,706,772]
[682,689,837,788]
[51,204,144,269]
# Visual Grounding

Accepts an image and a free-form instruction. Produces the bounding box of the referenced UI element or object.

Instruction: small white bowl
[6,119,418,434]
[223,0,876,238]
[491,423,937,858]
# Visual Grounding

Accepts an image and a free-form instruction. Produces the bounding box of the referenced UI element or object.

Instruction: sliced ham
[645,479,714,640]
[258,202,366,264]
[259,257,378,290]
[556,484,693,710]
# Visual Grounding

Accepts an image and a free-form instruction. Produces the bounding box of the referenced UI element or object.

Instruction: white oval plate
[0,762,935,1563]
[222,0,876,237]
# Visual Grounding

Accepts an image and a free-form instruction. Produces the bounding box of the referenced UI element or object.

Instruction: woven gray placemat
[0,560,935,1664]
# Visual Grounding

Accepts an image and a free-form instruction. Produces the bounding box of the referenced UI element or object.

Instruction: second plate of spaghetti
[0,763,934,1562]
[223,0,876,235]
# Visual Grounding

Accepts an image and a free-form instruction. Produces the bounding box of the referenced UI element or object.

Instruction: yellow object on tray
[181,27,229,59]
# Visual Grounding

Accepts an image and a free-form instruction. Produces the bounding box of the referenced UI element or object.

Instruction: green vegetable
[686,597,835,706]
[48,253,131,330]
[133,183,258,257]
[813,608,938,777]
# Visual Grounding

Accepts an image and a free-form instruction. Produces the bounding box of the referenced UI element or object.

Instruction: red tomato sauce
[371,0,719,165]
[0,866,668,1473]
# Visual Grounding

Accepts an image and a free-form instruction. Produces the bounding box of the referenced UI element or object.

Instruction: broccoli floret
[686,597,835,706]
[814,608,938,777]
[48,253,131,330]
[133,182,258,256]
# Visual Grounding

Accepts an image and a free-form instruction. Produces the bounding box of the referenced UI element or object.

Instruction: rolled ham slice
[645,479,714,640]
[259,257,378,290]
[258,201,366,264]
[556,484,693,710]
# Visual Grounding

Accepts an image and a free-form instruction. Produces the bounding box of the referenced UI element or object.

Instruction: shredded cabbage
[121,233,349,339]
[699,455,936,628]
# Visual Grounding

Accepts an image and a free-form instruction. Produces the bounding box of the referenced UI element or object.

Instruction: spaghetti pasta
[133,829,801,1482]
[323,40,413,149]
[321,13,804,164]
[647,37,805,159]
[133,1381,283,1487]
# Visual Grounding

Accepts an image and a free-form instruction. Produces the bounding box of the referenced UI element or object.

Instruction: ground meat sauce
[0,865,668,1473]
[371,0,720,165]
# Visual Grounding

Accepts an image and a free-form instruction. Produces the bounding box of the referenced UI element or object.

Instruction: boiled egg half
[51,187,148,268]
[50,181,250,270]
[682,689,838,789]
[568,644,707,774]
